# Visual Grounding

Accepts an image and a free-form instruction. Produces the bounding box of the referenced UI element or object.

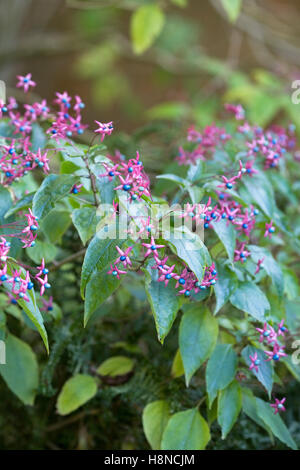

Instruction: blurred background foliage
[1,0,300,137]
[1,0,300,450]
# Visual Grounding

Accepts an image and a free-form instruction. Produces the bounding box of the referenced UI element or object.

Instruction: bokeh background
[1,0,300,136]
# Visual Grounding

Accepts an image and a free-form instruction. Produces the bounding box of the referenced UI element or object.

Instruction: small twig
[46,409,99,432]
[51,248,86,271]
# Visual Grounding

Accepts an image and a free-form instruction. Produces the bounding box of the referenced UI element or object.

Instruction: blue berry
[226,182,233,189]
[120,256,126,261]
[42,268,49,275]
[45,283,51,289]
[108,171,114,177]
[179,278,185,285]
[123,184,131,191]
[30,224,38,231]
[27,282,34,290]
[151,245,156,250]
[166,273,172,280]
[112,270,118,276]
[273,354,279,361]
[254,359,261,366]
[0,274,7,281]
[242,223,248,229]
[184,290,191,297]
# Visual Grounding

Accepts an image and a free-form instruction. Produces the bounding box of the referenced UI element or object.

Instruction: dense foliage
[0,72,300,451]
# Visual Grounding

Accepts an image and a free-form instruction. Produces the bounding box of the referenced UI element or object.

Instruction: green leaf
[242,346,273,397]
[221,0,242,22]
[32,174,77,219]
[97,176,117,206]
[41,210,71,244]
[214,260,238,314]
[179,305,218,385]
[171,349,184,378]
[142,400,170,450]
[97,356,134,377]
[206,344,238,407]
[26,240,57,264]
[161,408,210,450]
[282,356,300,382]
[81,225,125,297]
[156,174,187,187]
[0,334,38,405]
[144,263,180,343]
[212,218,236,261]
[256,397,297,450]
[167,229,211,282]
[230,282,270,321]
[72,207,98,245]
[131,4,165,55]
[56,374,98,416]
[5,192,35,219]
[218,380,242,439]
[242,387,272,434]
[242,172,276,218]
[84,269,122,326]
[31,123,46,152]
[4,261,48,352]
[248,245,283,297]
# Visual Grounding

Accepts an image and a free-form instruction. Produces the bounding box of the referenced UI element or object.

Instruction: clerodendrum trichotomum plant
[0,75,299,450]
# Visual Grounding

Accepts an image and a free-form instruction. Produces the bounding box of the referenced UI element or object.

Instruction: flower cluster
[0,74,89,186]
[177,124,231,165]
[99,151,151,202]
[0,229,50,302]
[249,320,288,414]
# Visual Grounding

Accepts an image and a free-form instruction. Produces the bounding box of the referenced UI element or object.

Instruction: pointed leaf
[230,282,270,321]
[57,374,98,416]
[179,305,218,385]
[0,334,38,405]
[218,380,242,438]
[206,344,238,407]
[142,400,171,450]
[161,408,210,450]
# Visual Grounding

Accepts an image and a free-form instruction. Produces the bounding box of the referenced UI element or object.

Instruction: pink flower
[157,265,176,286]
[264,344,287,362]
[142,237,164,258]
[249,352,261,373]
[107,264,127,279]
[264,220,275,238]
[270,397,286,414]
[41,296,54,312]
[256,322,277,344]
[94,121,114,141]
[255,258,264,275]
[115,246,133,267]
[16,73,36,93]
[277,319,288,337]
